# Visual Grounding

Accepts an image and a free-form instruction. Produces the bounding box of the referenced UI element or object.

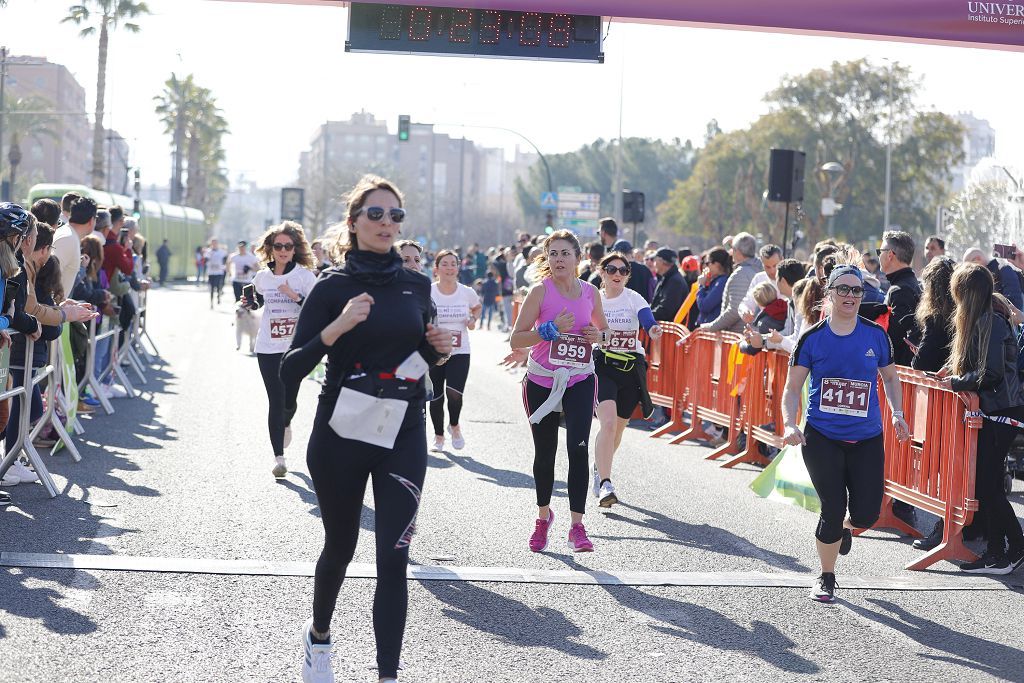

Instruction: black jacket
[627,263,654,303]
[950,309,1024,413]
[883,267,922,367]
[911,314,952,373]
[651,265,686,322]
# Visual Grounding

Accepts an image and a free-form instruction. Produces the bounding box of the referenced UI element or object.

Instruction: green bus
[26,183,206,281]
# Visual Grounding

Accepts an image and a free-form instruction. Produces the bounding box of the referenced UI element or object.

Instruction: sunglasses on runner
[830,284,865,298]
[357,206,406,223]
[272,242,295,251]
[603,265,630,275]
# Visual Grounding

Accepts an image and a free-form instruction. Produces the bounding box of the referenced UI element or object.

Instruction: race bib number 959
[548,334,592,368]
[819,378,870,418]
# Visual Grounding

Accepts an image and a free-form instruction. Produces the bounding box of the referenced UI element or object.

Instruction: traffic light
[622,190,645,223]
[132,199,141,219]
[398,115,410,142]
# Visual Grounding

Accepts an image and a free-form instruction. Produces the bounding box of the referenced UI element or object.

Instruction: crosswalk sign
[539,192,558,209]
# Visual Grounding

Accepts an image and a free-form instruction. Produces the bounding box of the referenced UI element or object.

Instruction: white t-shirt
[205,248,228,276]
[53,224,81,298]
[601,287,651,355]
[431,282,481,356]
[230,253,260,283]
[252,266,319,354]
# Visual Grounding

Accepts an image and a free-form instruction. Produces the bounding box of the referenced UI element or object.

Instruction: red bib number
[270,317,298,340]
[548,334,592,368]
[819,378,871,417]
[607,330,637,352]
[450,330,463,349]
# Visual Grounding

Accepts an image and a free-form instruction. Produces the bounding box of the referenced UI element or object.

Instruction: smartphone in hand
[242,283,257,309]
[994,243,1016,260]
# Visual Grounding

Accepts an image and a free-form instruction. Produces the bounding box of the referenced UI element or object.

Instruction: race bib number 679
[819,378,870,418]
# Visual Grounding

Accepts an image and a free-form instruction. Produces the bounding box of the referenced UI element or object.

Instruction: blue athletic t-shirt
[791,317,893,442]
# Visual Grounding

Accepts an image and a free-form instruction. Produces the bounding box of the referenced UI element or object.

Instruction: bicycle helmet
[0,202,32,238]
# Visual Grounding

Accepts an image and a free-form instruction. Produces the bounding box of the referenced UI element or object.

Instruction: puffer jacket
[949,306,1024,414]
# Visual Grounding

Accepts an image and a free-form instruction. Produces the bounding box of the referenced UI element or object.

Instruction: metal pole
[0,46,7,202]
[612,42,625,225]
[458,136,465,246]
[782,202,791,257]
[883,61,894,232]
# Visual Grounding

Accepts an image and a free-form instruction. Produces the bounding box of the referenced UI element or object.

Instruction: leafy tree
[63,0,150,190]
[659,59,964,249]
[1,95,58,201]
[515,137,696,233]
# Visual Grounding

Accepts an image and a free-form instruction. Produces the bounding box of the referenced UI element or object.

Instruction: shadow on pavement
[598,502,808,573]
[0,568,99,638]
[846,598,1024,679]
[420,579,607,660]
[556,556,819,675]
[281,472,374,532]
[441,451,567,498]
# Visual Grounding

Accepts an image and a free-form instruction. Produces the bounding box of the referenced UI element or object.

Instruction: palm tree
[63,0,150,191]
[154,73,196,204]
[2,96,58,201]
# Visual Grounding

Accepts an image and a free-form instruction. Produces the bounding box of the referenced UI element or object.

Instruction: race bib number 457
[548,334,592,368]
[819,378,870,418]
[270,317,298,340]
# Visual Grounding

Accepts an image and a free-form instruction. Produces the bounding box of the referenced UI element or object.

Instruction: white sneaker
[301,617,334,683]
[1,471,20,486]
[108,384,128,399]
[448,426,465,450]
[9,460,38,484]
[591,466,600,498]
[98,384,114,399]
[598,480,619,508]
[283,426,292,449]
[272,456,287,478]
[431,436,444,452]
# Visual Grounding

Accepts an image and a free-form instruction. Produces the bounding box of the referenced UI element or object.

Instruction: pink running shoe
[568,522,594,552]
[529,509,554,552]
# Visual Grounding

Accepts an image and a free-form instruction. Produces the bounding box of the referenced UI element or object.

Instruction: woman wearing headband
[781,264,909,603]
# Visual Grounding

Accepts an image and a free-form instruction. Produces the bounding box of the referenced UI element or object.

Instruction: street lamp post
[821,161,844,238]
[882,59,896,233]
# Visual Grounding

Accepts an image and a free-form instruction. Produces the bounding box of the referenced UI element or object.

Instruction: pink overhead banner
[318,0,1024,50]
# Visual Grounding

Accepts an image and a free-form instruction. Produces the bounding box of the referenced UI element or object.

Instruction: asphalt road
[2,283,1024,682]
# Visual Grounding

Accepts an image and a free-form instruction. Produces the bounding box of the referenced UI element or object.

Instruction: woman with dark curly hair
[243,220,318,478]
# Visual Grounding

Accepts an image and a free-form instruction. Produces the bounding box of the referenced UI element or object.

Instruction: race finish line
[2,552,1020,591]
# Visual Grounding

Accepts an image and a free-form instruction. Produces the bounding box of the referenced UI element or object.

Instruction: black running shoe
[0,491,11,507]
[1008,549,1024,573]
[839,529,852,556]
[960,552,1012,575]
[810,572,837,603]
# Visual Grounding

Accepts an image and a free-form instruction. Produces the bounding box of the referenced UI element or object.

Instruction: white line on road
[2,552,1020,591]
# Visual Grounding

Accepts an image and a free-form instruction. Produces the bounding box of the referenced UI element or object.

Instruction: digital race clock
[345,3,604,62]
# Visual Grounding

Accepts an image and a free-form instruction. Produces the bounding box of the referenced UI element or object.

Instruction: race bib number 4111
[819,378,870,418]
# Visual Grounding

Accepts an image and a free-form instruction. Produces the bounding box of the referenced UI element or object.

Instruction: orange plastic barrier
[867,368,981,571]
[511,295,523,328]
[725,348,793,469]
[644,332,982,572]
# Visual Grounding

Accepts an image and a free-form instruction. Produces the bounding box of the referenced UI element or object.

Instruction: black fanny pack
[337,370,423,402]
[601,349,642,373]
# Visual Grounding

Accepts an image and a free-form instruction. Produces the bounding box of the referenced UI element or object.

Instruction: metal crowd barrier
[0,290,159,499]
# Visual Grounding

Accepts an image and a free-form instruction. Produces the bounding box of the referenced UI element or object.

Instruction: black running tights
[524,376,595,514]
[257,352,286,456]
[307,399,426,680]
[802,424,884,544]
[975,407,1024,557]
[428,354,470,436]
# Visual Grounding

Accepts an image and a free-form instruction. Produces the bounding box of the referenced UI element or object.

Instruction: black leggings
[802,424,884,544]
[232,280,245,302]
[209,273,225,301]
[975,407,1024,557]
[523,375,596,514]
[257,352,286,456]
[428,354,470,436]
[307,398,426,680]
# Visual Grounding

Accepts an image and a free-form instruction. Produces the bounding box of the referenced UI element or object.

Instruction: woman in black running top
[281,175,452,683]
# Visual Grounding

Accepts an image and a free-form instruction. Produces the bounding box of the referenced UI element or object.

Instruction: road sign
[539,192,558,209]
[556,191,600,233]
[280,187,305,223]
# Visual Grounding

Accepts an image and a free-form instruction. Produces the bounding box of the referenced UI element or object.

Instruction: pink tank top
[528,278,595,388]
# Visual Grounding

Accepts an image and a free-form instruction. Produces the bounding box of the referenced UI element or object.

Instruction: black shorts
[595,353,641,419]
